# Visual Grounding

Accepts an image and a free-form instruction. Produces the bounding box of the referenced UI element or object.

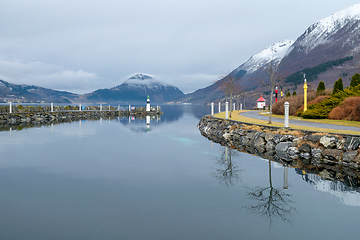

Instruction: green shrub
[333,77,344,95]
[316,81,326,95]
[286,92,291,97]
[292,91,297,96]
[350,73,360,88]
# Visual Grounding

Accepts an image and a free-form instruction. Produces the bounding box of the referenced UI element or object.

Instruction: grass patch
[214,110,360,135]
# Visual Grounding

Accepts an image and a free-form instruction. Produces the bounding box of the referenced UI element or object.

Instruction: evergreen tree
[316,81,326,95]
[350,73,360,88]
[286,92,291,97]
[333,77,344,94]
[292,91,297,96]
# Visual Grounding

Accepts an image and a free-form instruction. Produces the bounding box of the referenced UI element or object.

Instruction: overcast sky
[0,0,359,94]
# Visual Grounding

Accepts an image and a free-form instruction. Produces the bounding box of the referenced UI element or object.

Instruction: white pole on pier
[100,104,102,111]
[51,103,54,112]
[129,105,131,111]
[225,102,229,119]
[146,96,150,112]
[284,102,289,128]
[218,102,221,113]
[79,103,82,112]
[211,102,214,116]
[9,102,12,114]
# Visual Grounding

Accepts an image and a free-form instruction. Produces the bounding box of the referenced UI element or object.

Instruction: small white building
[256,95,266,109]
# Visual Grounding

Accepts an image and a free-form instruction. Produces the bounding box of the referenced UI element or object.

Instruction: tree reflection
[245,160,297,228]
[213,146,242,186]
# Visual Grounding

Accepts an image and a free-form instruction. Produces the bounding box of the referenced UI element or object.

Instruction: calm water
[0,105,359,240]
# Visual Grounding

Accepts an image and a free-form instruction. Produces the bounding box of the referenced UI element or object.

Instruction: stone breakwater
[0,106,162,131]
[198,116,360,186]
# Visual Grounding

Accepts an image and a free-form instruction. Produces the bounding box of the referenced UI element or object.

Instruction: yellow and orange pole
[303,78,308,112]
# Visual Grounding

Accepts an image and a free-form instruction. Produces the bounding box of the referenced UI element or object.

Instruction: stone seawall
[198,115,360,186]
[0,108,162,131]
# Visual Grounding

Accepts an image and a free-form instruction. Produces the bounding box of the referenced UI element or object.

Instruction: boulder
[304,134,321,143]
[275,142,293,160]
[342,137,360,151]
[342,151,358,163]
[322,149,343,161]
[320,135,339,149]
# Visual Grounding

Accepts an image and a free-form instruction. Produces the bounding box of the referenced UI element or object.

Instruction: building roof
[257,95,266,102]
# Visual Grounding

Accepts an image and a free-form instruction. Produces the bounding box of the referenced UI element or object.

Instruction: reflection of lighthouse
[146,115,150,131]
[146,95,150,112]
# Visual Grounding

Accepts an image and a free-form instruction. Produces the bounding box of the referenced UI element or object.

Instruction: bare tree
[217,74,240,117]
[257,57,287,123]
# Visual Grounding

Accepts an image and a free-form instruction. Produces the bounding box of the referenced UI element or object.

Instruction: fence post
[9,102,12,114]
[225,102,229,119]
[284,102,289,128]
[211,102,214,116]
[218,102,221,113]
[51,103,54,112]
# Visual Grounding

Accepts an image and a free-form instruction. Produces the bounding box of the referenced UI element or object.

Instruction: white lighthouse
[146,95,150,112]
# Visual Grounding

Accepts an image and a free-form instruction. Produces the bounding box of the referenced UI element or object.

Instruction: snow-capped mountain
[0,79,77,103]
[87,73,184,103]
[233,40,294,75]
[180,4,360,104]
[282,3,360,74]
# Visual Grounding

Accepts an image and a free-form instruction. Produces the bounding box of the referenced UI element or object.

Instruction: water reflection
[212,146,242,186]
[244,159,297,228]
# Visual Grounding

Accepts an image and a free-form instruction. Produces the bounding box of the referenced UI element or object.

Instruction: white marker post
[9,102,12,114]
[211,102,214,116]
[79,103,82,112]
[218,102,221,113]
[240,103,243,111]
[51,103,54,112]
[284,102,289,128]
[109,105,110,112]
[233,103,235,111]
[100,104,102,112]
[146,96,150,112]
[129,105,131,111]
[225,102,229,119]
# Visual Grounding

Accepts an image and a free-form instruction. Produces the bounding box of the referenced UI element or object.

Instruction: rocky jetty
[198,116,360,187]
[0,105,162,131]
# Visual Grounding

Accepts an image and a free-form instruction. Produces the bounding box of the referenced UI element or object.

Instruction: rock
[320,135,339,149]
[264,132,274,142]
[320,169,334,180]
[254,136,266,153]
[342,151,358,162]
[342,137,360,151]
[298,143,311,153]
[322,149,343,161]
[337,139,346,150]
[287,147,299,160]
[304,134,321,143]
[280,134,295,142]
[293,137,303,146]
[272,134,282,144]
[275,142,293,160]
[265,140,276,154]
[223,132,231,140]
[311,148,323,160]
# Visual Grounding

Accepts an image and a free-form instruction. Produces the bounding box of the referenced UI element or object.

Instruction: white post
[211,102,214,116]
[118,105,120,111]
[146,96,150,112]
[100,104,102,111]
[218,102,221,113]
[51,103,54,112]
[284,102,289,128]
[240,103,243,111]
[9,102,12,114]
[233,103,235,111]
[79,103,82,112]
[129,105,131,111]
[225,102,229,119]
[109,105,110,112]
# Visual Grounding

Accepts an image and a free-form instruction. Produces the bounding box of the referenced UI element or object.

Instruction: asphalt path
[239,111,360,132]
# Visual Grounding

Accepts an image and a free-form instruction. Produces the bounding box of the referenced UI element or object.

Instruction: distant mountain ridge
[86,73,184,103]
[0,79,77,103]
[180,3,360,104]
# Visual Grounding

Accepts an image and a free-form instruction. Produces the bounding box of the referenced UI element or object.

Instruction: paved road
[239,111,360,132]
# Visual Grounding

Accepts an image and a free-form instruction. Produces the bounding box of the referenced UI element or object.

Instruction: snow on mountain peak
[299,4,360,53]
[128,73,154,81]
[240,39,294,74]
